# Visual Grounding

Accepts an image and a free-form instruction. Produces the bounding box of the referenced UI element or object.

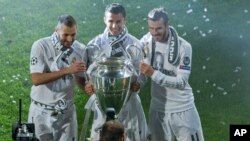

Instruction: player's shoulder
[87,33,104,47]
[179,36,191,48]
[178,36,192,55]
[34,36,49,43]
[32,36,51,49]
[74,40,86,49]
[126,33,143,47]
[127,33,139,41]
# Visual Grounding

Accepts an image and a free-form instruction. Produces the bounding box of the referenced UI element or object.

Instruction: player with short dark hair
[83,3,147,141]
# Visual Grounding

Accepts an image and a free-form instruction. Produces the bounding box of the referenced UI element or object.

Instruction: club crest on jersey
[30,57,38,65]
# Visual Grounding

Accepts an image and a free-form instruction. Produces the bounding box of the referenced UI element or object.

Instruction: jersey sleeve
[30,40,45,73]
[177,40,192,74]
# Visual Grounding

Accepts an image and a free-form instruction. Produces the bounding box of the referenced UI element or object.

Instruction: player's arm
[31,61,86,86]
[140,42,192,90]
[148,68,188,90]
[140,61,189,90]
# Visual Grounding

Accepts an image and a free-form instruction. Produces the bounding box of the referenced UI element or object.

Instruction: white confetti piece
[202,66,206,70]
[186,9,193,14]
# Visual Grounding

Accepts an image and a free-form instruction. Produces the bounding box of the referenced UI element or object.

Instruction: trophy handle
[125,44,143,61]
[125,44,144,77]
[88,43,102,61]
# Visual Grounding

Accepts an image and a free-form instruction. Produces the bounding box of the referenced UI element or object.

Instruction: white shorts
[28,102,77,141]
[148,107,204,141]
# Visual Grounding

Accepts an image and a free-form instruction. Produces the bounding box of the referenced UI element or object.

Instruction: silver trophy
[91,44,143,120]
[92,57,134,119]
[79,44,144,141]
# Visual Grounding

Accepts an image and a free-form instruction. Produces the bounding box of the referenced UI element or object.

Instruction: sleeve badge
[30,57,38,65]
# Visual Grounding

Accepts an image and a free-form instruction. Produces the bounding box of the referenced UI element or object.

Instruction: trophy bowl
[92,57,134,119]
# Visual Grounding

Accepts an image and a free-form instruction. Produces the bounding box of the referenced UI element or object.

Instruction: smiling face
[148,17,169,42]
[56,24,77,47]
[104,12,125,36]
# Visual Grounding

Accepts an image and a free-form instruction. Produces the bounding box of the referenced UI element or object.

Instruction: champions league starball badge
[30,57,38,65]
[183,56,190,65]
[180,56,191,71]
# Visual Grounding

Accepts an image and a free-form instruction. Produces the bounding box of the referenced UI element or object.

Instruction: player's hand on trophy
[84,83,95,96]
[68,60,86,74]
[130,81,140,92]
[139,62,154,77]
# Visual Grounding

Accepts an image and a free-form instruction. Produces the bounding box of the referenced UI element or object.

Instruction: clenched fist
[139,61,154,77]
[84,83,95,96]
[130,81,140,92]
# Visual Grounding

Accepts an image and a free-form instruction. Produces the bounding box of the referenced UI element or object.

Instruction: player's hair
[105,3,126,18]
[100,120,125,141]
[56,14,76,29]
[147,7,169,25]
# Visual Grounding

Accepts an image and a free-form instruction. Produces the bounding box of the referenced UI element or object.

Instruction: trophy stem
[105,108,116,121]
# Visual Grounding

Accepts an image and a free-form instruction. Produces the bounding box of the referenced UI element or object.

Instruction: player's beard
[62,40,74,48]
[155,31,169,42]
